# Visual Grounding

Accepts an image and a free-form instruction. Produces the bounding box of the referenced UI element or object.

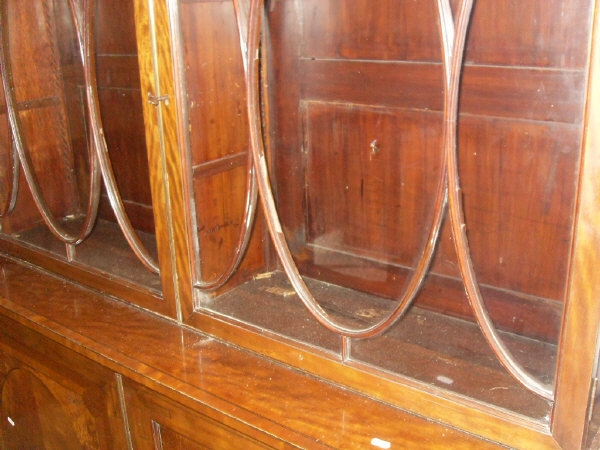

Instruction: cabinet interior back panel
[266,0,593,342]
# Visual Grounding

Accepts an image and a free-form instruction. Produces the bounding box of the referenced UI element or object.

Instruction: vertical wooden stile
[133,0,193,320]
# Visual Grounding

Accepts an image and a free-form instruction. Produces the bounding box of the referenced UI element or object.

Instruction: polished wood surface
[1,0,599,448]
[200,271,555,418]
[1,369,82,449]
[134,0,193,319]
[0,220,167,314]
[553,2,600,448]
[124,378,285,449]
[0,256,500,449]
[0,305,129,449]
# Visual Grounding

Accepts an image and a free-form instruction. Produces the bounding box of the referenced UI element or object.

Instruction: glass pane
[0,0,160,293]
[181,0,593,422]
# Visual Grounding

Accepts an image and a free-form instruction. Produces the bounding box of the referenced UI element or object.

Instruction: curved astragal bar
[193,0,258,291]
[0,52,19,219]
[245,0,448,338]
[0,137,19,218]
[437,0,554,400]
[0,0,101,245]
[80,0,159,273]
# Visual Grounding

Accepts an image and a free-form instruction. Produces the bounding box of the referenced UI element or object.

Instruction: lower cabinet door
[122,378,288,449]
[0,317,128,449]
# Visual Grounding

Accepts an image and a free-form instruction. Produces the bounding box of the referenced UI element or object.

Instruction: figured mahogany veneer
[0,256,498,449]
[1,0,600,448]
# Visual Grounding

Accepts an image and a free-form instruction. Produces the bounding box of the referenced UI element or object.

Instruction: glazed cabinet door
[0,315,128,449]
[163,0,600,448]
[0,0,182,316]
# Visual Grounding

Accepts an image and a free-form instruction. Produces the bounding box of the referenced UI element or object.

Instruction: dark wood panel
[0,172,44,234]
[349,305,556,420]
[301,0,443,63]
[98,195,156,234]
[7,0,68,101]
[266,0,587,343]
[295,245,563,344]
[3,0,81,223]
[124,379,277,449]
[1,368,83,449]
[98,89,153,207]
[464,0,593,68]
[192,151,247,178]
[440,115,580,301]
[300,0,593,69]
[194,268,557,422]
[158,425,205,450]
[0,228,166,314]
[296,101,575,341]
[305,102,443,268]
[95,0,154,233]
[180,0,249,166]
[265,0,307,245]
[193,165,265,293]
[0,316,128,449]
[460,65,585,124]
[95,0,139,55]
[201,270,342,354]
[300,59,585,124]
[95,55,142,89]
[179,0,267,297]
[15,106,79,217]
[73,219,161,291]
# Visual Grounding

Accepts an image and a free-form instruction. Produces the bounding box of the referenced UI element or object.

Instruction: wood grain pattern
[0,312,129,449]
[134,0,191,319]
[265,0,588,341]
[187,311,557,447]
[95,0,155,233]
[1,1,599,448]
[177,0,266,298]
[0,0,81,234]
[0,224,166,314]
[0,256,503,449]
[196,271,555,419]
[179,0,249,166]
[301,0,593,69]
[1,369,82,449]
[124,378,284,449]
[193,166,265,293]
[0,0,162,307]
[298,60,586,124]
[552,2,600,448]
